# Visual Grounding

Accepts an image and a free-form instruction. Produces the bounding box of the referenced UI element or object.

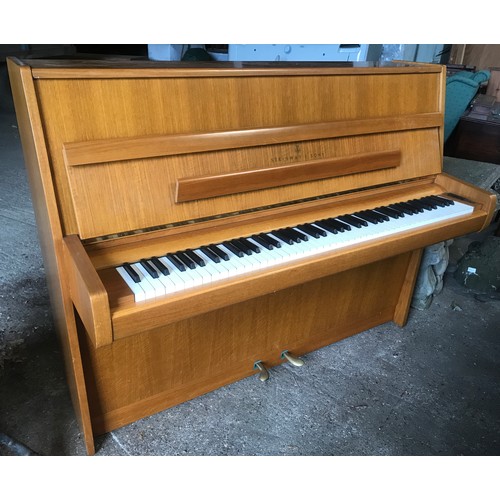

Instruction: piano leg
[393,249,424,327]
[62,309,96,455]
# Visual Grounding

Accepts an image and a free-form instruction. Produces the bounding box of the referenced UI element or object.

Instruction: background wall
[449,44,500,70]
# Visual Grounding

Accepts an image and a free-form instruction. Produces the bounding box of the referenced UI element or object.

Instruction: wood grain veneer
[62,114,439,167]
[175,150,401,202]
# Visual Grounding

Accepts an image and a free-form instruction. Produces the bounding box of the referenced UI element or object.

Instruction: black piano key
[422,197,440,209]
[252,235,274,250]
[332,219,352,231]
[387,205,406,217]
[402,200,425,213]
[175,252,197,270]
[388,202,414,215]
[352,211,379,224]
[425,195,447,207]
[296,224,326,238]
[440,195,454,206]
[209,244,230,261]
[364,209,389,222]
[337,214,366,228]
[258,233,281,248]
[290,227,308,241]
[185,249,206,267]
[283,227,307,242]
[409,198,434,211]
[393,202,420,215]
[314,220,338,234]
[239,238,261,253]
[140,258,159,278]
[166,253,186,272]
[150,257,170,276]
[419,197,439,209]
[199,246,221,263]
[123,262,141,283]
[374,206,403,219]
[223,241,245,257]
[433,195,453,206]
[231,239,253,255]
[412,199,434,211]
[271,230,295,245]
[324,218,347,232]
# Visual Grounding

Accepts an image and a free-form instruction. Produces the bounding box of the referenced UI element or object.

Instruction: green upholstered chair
[444,70,490,142]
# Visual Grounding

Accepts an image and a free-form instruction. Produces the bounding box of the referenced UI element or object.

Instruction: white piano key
[130,263,157,300]
[214,245,248,276]
[157,257,186,290]
[192,249,228,281]
[180,266,205,288]
[135,262,167,297]
[148,260,180,295]
[192,262,213,284]
[116,266,146,302]
[248,238,285,262]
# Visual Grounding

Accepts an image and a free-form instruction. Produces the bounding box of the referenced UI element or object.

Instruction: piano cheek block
[8,56,496,456]
[63,235,113,348]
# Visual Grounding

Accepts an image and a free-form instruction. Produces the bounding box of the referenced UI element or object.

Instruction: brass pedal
[253,361,270,382]
[281,350,305,367]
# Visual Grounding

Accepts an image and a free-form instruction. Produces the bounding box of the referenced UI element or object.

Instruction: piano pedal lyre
[281,350,305,367]
[253,361,270,382]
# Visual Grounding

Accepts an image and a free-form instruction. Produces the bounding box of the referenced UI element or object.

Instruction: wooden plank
[63,114,441,167]
[176,150,401,202]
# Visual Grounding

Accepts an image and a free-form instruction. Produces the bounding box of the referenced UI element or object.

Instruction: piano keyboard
[116,195,474,302]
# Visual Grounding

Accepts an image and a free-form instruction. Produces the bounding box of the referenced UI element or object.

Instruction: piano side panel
[33,71,444,237]
[435,173,497,230]
[7,59,96,455]
[78,253,413,435]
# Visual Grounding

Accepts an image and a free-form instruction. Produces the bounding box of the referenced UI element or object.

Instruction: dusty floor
[0,70,499,456]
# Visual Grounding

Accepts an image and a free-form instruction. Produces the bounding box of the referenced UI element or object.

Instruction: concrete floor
[0,71,499,456]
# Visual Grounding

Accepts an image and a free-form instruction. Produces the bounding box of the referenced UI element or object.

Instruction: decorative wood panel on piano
[8,58,496,455]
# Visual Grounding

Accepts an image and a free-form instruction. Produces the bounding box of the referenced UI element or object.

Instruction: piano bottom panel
[78,251,414,436]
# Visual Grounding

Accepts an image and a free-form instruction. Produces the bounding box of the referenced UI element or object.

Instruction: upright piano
[8,58,496,455]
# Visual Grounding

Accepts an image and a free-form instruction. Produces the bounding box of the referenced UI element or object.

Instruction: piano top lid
[15,58,444,79]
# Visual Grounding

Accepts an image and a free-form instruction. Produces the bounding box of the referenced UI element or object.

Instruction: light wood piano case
[8,58,496,455]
